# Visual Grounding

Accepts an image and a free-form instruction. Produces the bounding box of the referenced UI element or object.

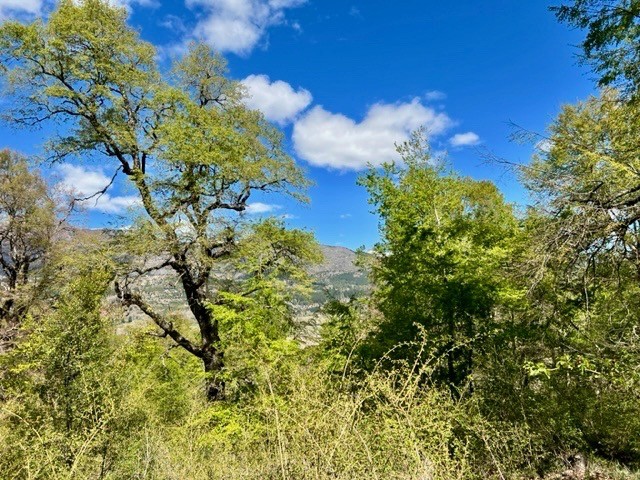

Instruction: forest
[0,0,639,478]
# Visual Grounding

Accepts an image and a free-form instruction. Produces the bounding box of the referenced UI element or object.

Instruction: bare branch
[115,281,203,358]
[69,166,122,212]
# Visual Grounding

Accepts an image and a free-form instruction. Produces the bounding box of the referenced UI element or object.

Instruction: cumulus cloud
[56,164,142,215]
[241,74,312,124]
[186,0,307,55]
[292,99,454,170]
[449,131,481,147]
[245,202,282,214]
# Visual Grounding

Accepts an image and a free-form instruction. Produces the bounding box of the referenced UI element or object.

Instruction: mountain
[307,245,369,307]
[117,244,370,324]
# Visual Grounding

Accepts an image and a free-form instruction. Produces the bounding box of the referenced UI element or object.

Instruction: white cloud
[56,164,142,215]
[292,98,454,170]
[186,0,306,55]
[0,0,152,21]
[108,0,155,8]
[245,202,281,214]
[425,90,446,101]
[449,131,481,147]
[339,213,352,219]
[0,0,43,20]
[95,195,142,214]
[241,74,312,124]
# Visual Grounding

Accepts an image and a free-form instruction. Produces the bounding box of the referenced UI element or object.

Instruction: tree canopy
[358,132,520,395]
[0,0,639,477]
[0,0,320,400]
[0,149,57,348]
[552,0,640,96]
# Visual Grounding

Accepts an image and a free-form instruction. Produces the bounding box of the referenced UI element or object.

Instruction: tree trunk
[0,298,14,321]
[172,260,227,401]
[202,346,225,401]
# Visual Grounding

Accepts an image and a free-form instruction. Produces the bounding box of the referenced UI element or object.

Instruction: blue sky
[0,0,595,249]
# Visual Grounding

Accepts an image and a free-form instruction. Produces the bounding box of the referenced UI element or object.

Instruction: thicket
[1,0,640,478]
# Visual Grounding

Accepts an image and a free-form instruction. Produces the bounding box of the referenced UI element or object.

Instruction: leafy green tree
[517,90,640,464]
[0,0,320,400]
[0,252,121,476]
[358,131,520,396]
[552,0,640,96]
[524,90,640,280]
[317,296,380,377]
[0,149,57,349]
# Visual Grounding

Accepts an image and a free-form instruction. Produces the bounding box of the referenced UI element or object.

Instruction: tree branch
[115,281,203,358]
[70,166,122,211]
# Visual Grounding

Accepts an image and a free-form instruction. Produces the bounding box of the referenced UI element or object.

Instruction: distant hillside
[307,245,369,307]
[114,243,370,324]
[1,228,371,322]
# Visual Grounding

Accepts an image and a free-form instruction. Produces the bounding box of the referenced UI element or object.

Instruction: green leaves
[0,150,57,330]
[552,0,640,97]
[358,131,520,391]
[524,90,640,275]
[0,0,318,400]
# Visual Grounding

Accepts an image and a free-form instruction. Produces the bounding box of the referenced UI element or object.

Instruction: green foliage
[508,89,640,467]
[0,260,123,477]
[357,131,522,394]
[525,90,640,257]
[1,1,639,476]
[0,0,320,400]
[522,90,640,383]
[0,149,57,336]
[316,295,382,378]
[1,327,544,479]
[552,0,640,97]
